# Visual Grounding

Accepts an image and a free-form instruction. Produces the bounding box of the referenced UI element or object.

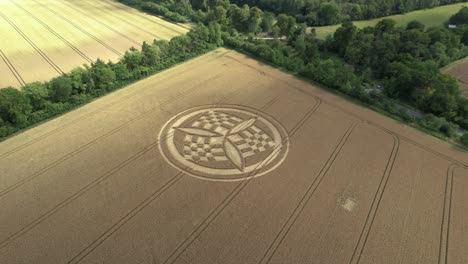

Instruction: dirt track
[0,49,467,264]
[0,0,188,88]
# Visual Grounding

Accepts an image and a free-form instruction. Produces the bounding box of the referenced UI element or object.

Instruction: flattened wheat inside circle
[158,105,289,181]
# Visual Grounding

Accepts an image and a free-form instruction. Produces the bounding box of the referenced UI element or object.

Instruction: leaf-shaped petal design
[175,127,222,137]
[224,138,245,171]
[229,118,257,135]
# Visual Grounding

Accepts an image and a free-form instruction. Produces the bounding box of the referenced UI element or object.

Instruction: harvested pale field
[0,49,467,264]
[0,0,188,88]
[444,59,468,96]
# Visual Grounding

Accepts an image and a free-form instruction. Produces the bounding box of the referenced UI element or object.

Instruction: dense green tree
[333,21,357,56]
[111,62,131,81]
[261,12,276,32]
[174,0,192,15]
[276,14,296,36]
[68,68,88,94]
[247,7,263,33]
[304,36,319,62]
[0,88,32,127]
[123,47,143,70]
[207,5,228,25]
[207,0,229,9]
[418,74,459,117]
[461,133,468,146]
[230,4,250,32]
[191,0,207,10]
[406,20,425,30]
[374,19,397,35]
[208,22,224,45]
[50,75,73,102]
[141,42,161,66]
[90,59,117,91]
[342,3,362,20]
[318,2,340,25]
[22,82,49,111]
[449,6,468,25]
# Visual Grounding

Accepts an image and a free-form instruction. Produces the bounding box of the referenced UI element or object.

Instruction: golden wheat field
[0,49,467,263]
[0,0,189,89]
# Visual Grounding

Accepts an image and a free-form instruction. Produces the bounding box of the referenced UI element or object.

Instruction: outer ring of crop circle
[158,105,290,182]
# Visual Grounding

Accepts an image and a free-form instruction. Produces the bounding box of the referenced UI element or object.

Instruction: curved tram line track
[438,164,468,264]
[258,121,359,264]
[348,135,399,264]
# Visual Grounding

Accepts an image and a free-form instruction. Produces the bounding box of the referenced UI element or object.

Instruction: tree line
[3,0,468,145]
[117,1,468,143]
[221,0,465,26]
[126,0,467,26]
[0,23,223,139]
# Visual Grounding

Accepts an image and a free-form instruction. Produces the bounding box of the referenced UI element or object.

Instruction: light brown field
[444,59,468,96]
[0,49,467,264]
[0,0,189,88]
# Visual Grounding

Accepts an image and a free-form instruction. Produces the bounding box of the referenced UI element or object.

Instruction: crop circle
[158,105,289,181]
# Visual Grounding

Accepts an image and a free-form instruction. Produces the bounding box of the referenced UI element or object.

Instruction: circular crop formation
[158,105,290,181]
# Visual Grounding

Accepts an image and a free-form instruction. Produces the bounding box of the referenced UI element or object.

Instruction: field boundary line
[437,164,466,264]
[224,53,468,167]
[258,122,358,264]
[163,94,321,264]
[0,48,25,87]
[65,77,253,264]
[0,71,228,199]
[9,0,93,63]
[349,134,400,264]
[0,50,231,159]
[68,0,162,40]
[0,10,63,75]
[59,0,142,47]
[97,0,187,35]
[29,0,122,56]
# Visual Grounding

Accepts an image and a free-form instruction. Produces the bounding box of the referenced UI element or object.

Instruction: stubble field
[0,0,189,89]
[0,49,467,264]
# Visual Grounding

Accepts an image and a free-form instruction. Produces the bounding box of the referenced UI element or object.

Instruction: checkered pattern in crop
[228,125,275,157]
[191,110,243,134]
[182,135,227,162]
[181,111,276,163]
